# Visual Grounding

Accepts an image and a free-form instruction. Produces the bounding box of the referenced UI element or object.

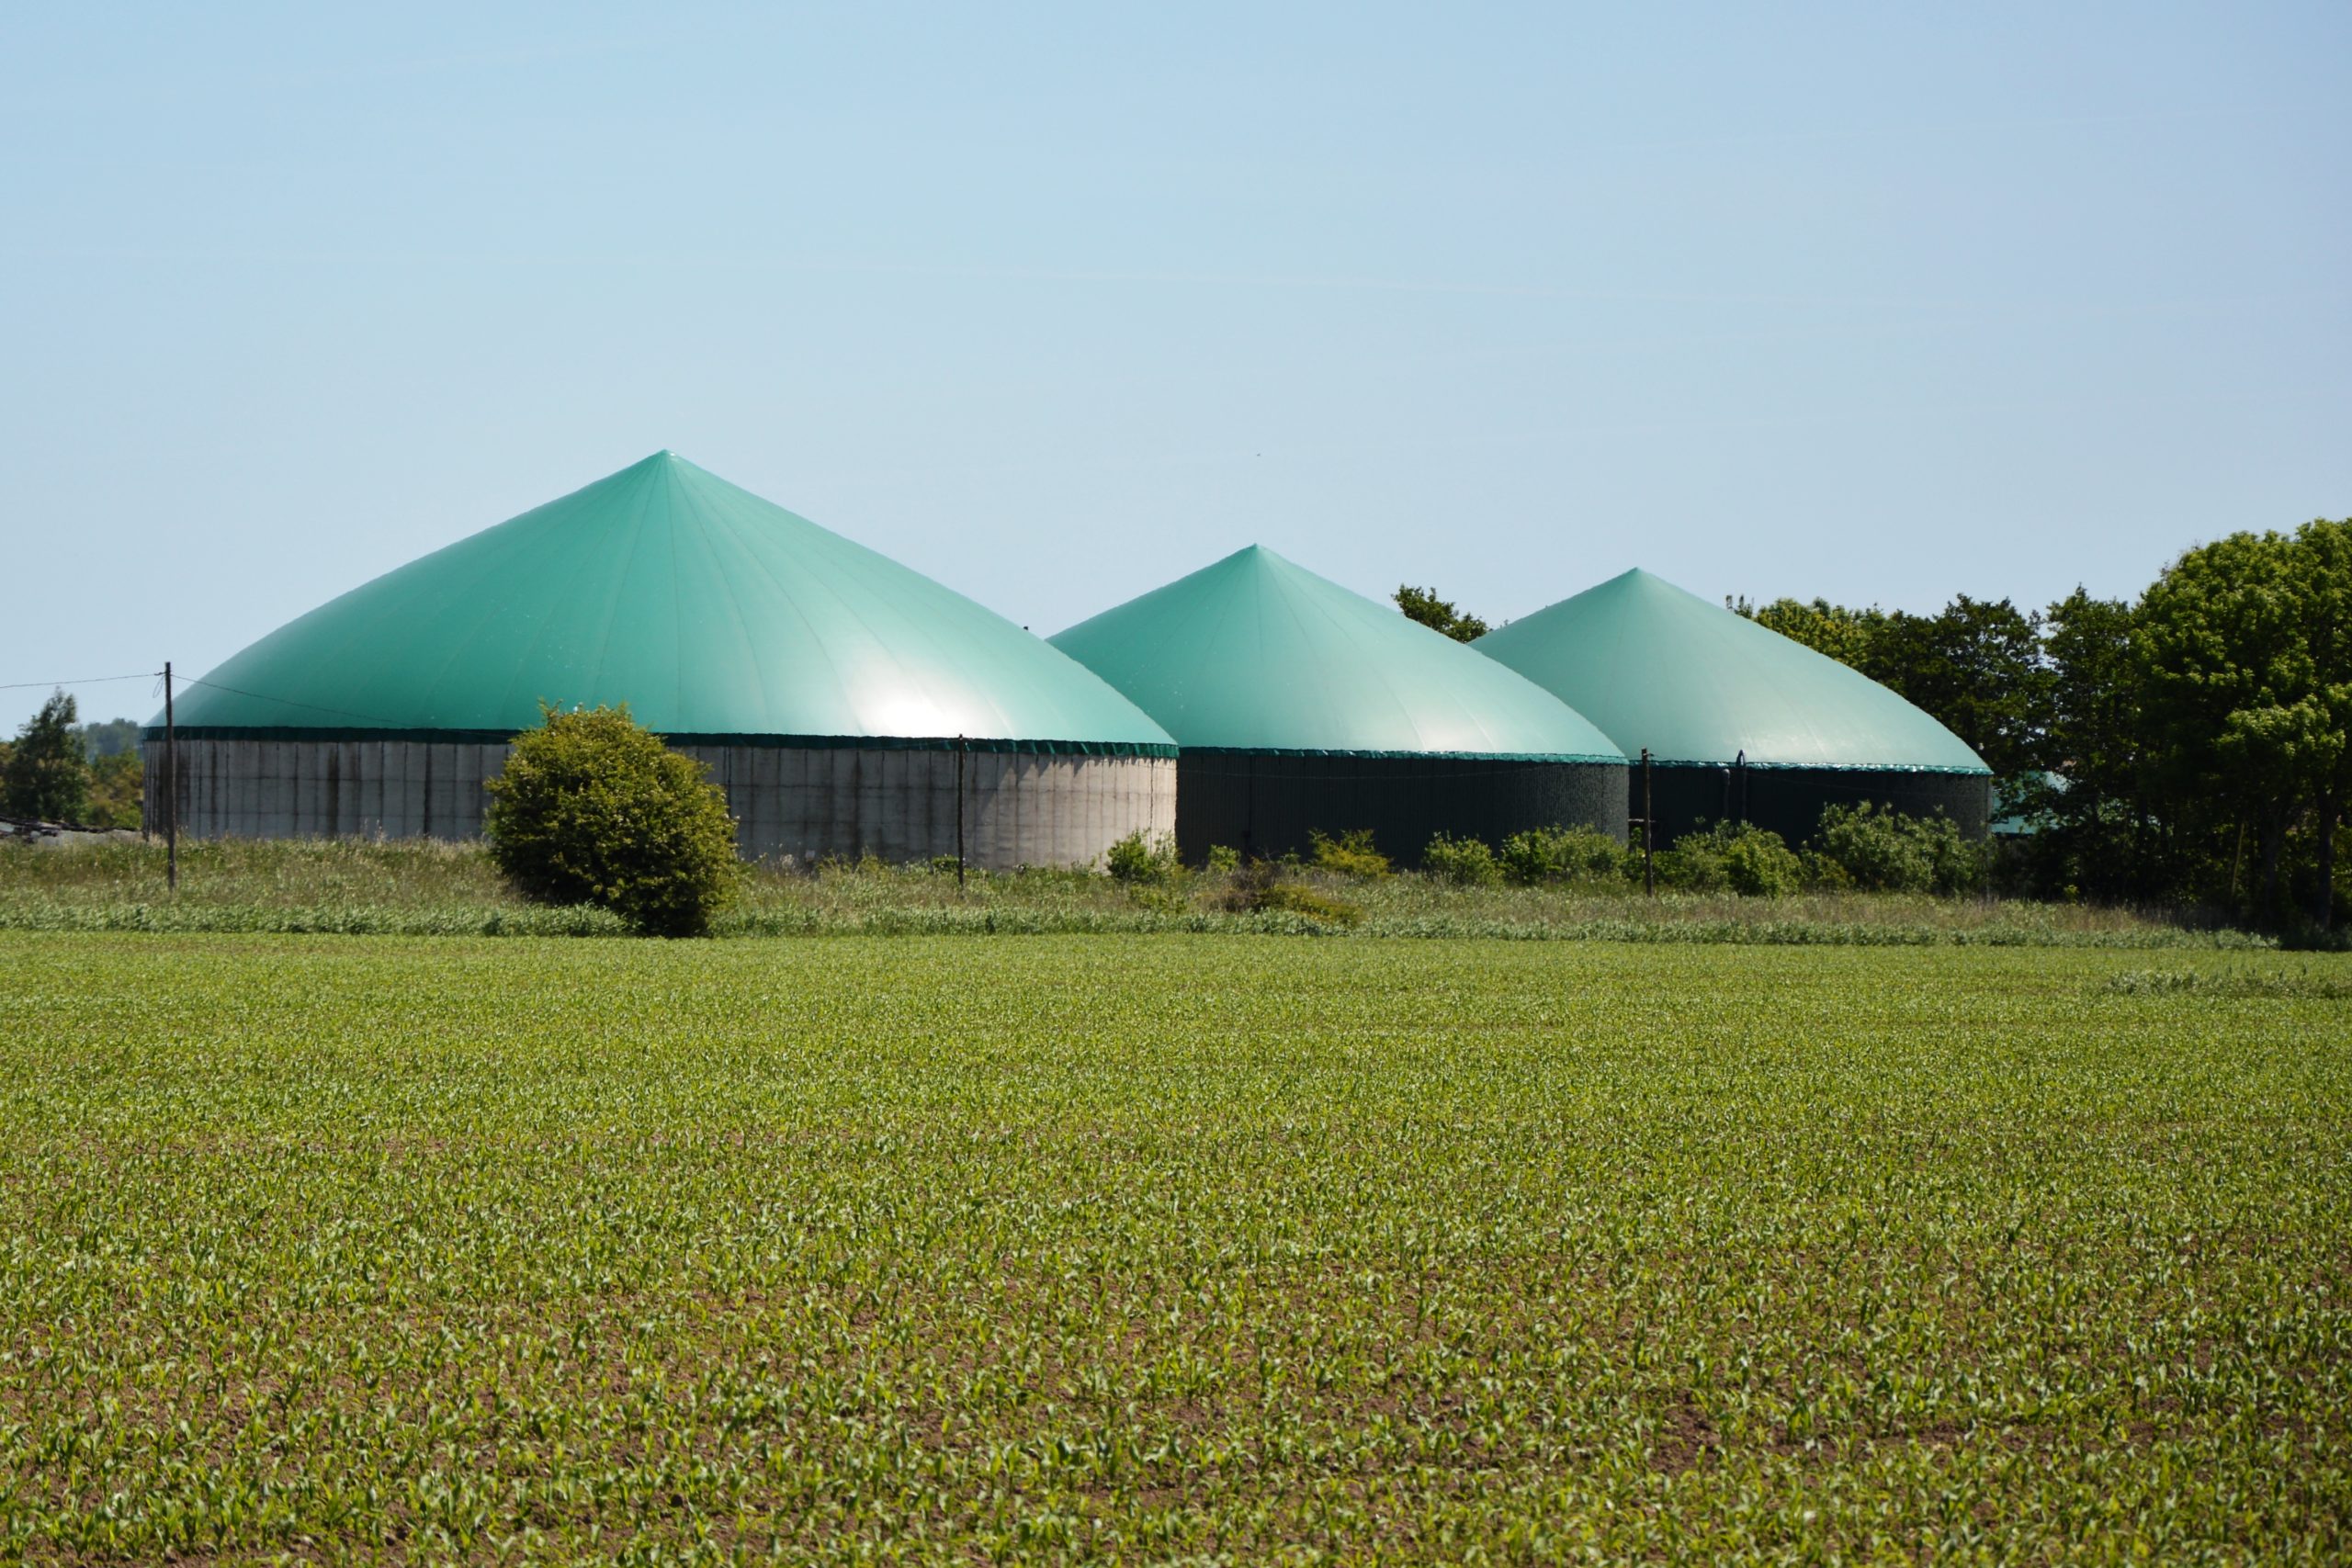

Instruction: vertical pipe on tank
[1641,748,1654,897]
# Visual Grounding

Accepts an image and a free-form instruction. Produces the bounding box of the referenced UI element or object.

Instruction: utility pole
[164,660,178,893]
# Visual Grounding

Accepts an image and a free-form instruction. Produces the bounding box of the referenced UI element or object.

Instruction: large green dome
[1474,569,1988,773]
[1049,546,1624,760]
[154,452,1173,753]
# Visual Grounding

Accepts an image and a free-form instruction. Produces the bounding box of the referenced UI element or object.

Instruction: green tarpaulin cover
[1050,546,1624,760]
[1474,569,1990,773]
[153,452,1174,753]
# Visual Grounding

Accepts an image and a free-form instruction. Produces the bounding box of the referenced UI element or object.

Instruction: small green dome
[1474,569,1989,773]
[154,453,1173,752]
[1049,546,1624,760]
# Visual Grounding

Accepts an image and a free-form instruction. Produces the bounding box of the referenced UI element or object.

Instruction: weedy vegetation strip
[0,934,2346,1563]
[0,839,2262,948]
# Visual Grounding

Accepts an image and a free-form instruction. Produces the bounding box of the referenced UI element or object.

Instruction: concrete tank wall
[143,738,1174,871]
[1173,753,1629,866]
[1634,762,1993,846]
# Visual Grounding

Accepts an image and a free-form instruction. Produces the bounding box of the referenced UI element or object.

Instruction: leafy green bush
[1104,830,1181,884]
[1933,820,1995,895]
[1310,828,1391,879]
[1810,803,1930,892]
[1809,802,1988,896]
[1799,850,1854,892]
[483,705,741,936]
[1421,832,1502,886]
[1659,820,1803,897]
[1204,844,1242,874]
[1498,824,1631,886]
[1723,829,1804,897]
[1654,837,1726,893]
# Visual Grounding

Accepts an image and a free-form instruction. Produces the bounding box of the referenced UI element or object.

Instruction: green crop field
[2,933,2347,1564]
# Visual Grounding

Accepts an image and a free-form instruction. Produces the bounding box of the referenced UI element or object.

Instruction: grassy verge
[0,837,2263,947]
[0,934,2346,1562]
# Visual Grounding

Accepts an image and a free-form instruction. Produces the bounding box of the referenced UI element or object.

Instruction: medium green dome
[154,452,1173,753]
[1473,569,1989,773]
[1049,546,1624,760]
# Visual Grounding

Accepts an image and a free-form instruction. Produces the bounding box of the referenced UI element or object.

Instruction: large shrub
[1723,829,1804,897]
[1421,832,1502,886]
[1104,829,1181,885]
[1309,828,1392,879]
[1809,802,1987,896]
[1919,815,1993,897]
[1498,824,1631,886]
[1660,820,1803,897]
[484,705,740,936]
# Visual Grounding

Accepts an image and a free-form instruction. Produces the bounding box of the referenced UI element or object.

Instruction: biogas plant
[147,454,1177,871]
[147,453,1990,864]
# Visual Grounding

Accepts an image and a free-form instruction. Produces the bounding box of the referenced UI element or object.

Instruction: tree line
[1724,518,2347,929]
[1401,517,2349,930]
[1,693,144,829]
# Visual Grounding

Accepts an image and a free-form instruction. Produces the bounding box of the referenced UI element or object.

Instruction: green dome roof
[1473,569,1990,773]
[1048,547,1625,760]
[155,452,1173,752]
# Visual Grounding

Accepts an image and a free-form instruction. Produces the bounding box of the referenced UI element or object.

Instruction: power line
[175,676,409,728]
[0,671,161,692]
[0,671,406,728]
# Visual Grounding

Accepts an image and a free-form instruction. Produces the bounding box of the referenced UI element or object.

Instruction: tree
[484,705,741,936]
[2025,590,2157,900]
[2287,518,2352,928]
[3,691,90,823]
[1395,585,1489,642]
[1867,597,2048,778]
[1730,596,1885,671]
[1732,594,2048,776]
[72,717,142,760]
[2137,530,2322,921]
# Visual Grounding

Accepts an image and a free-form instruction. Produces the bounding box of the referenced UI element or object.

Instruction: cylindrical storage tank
[1049,546,1628,865]
[142,453,1175,869]
[1474,569,1994,844]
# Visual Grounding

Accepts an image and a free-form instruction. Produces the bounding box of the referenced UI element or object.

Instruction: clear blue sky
[5,2,2346,731]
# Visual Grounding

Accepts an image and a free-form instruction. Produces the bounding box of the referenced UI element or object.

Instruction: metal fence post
[164,660,178,893]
